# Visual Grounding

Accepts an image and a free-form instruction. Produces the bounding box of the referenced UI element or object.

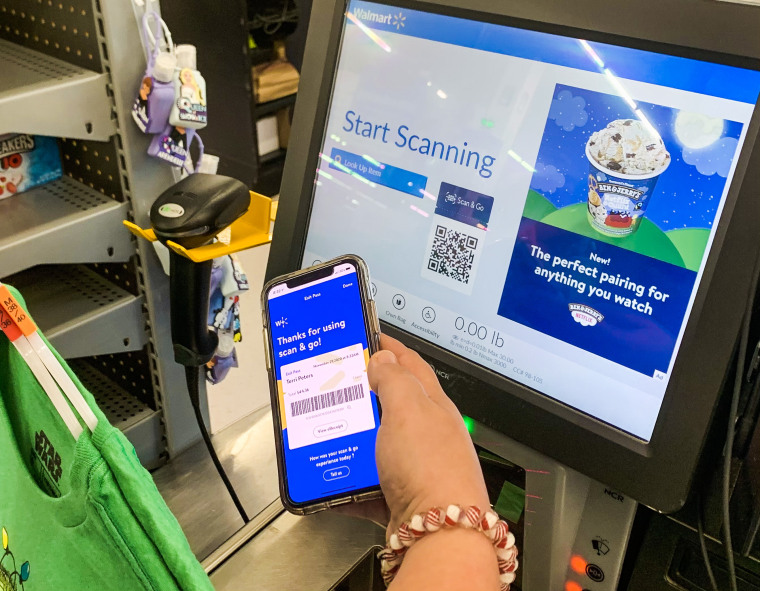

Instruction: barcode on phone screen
[290,384,365,417]
[427,224,478,284]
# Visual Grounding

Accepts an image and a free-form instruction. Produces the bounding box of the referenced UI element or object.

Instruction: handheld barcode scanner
[149,174,250,366]
[125,174,272,523]
[148,174,251,523]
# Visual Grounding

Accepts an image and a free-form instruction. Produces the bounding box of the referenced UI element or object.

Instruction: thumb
[368,350,398,393]
[369,350,424,417]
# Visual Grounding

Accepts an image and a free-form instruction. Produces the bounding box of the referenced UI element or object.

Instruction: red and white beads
[444,504,461,526]
[409,514,426,537]
[378,505,519,589]
[461,505,481,528]
[397,522,414,547]
[423,507,443,532]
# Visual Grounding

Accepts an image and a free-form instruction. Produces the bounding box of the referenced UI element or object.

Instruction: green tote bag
[0,285,214,591]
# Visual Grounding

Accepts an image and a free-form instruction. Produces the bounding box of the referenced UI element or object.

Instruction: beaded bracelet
[377,505,519,590]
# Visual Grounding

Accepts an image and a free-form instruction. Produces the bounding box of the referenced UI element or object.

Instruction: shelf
[0,40,116,140]
[255,93,297,119]
[259,148,287,166]
[0,175,135,277]
[6,264,147,359]
[70,360,163,469]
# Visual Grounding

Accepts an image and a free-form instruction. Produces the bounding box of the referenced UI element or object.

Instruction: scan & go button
[314,420,348,438]
[323,466,350,481]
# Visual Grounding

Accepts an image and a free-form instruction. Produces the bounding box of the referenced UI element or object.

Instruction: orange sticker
[0,306,23,341]
[0,286,36,336]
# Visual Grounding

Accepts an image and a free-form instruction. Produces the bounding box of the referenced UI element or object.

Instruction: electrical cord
[722,244,760,591]
[249,0,298,36]
[185,365,250,524]
[696,493,719,591]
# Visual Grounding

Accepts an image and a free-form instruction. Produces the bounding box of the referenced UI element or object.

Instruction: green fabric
[0,286,214,591]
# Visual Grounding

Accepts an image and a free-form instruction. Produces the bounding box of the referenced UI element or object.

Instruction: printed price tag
[0,285,36,337]
[0,305,22,341]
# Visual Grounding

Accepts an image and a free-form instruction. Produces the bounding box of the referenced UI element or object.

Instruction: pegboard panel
[0,0,102,70]
[60,137,124,201]
[70,358,155,427]
[90,349,156,410]
[88,261,139,296]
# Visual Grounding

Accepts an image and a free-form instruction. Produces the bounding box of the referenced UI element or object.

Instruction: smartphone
[261,255,382,514]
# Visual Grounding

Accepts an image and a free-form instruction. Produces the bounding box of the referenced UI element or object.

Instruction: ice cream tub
[585,119,670,237]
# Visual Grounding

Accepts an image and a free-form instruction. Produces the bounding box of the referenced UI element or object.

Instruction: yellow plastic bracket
[123,221,157,242]
[123,191,275,262]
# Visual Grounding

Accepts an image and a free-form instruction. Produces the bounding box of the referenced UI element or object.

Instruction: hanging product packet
[0,285,213,591]
[169,45,208,130]
[147,124,204,173]
[132,11,177,134]
[206,253,249,384]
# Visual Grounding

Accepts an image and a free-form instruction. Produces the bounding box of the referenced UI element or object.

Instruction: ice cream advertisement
[499,84,745,377]
[586,118,670,237]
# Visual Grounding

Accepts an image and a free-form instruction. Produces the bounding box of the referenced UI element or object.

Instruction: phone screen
[266,261,380,506]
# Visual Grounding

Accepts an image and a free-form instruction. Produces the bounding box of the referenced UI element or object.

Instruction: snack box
[0,134,63,199]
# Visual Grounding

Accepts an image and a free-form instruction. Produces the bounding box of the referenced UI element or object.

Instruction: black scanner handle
[169,255,217,366]
[149,174,250,366]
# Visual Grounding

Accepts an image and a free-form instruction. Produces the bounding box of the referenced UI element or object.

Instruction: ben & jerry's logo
[569,303,604,327]
[597,182,644,201]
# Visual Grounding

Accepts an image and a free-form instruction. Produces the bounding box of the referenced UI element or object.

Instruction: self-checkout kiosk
[249,0,760,589]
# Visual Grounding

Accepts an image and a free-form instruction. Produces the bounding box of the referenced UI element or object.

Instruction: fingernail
[374,350,398,365]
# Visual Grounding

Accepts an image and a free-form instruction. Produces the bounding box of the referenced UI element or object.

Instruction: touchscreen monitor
[299,0,760,442]
[268,0,760,510]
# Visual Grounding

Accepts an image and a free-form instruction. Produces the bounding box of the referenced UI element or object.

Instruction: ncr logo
[274,317,288,327]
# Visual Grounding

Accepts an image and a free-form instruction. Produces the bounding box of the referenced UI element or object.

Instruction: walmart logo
[353,8,406,29]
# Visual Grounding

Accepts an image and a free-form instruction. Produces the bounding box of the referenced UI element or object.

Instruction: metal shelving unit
[0,176,134,276]
[255,93,297,118]
[0,0,230,460]
[5,265,147,359]
[0,38,115,140]
[0,0,194,463]
[70,359,163,469]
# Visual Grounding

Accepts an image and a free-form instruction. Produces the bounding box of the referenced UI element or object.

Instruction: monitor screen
[269,0,760,510]
[300,0,760,441]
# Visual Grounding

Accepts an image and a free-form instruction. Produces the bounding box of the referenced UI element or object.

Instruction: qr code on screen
[427,224,478,284]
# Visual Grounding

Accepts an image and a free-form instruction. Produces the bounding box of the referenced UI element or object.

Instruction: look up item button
[328,148,427,197]
[323,466,350,481]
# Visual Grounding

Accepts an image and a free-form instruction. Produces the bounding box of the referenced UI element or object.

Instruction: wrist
[400,489,490,528]
[393,528,498,590]
[380,504,519,590]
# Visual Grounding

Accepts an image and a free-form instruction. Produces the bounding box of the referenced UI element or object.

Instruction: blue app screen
[268,265,380,504]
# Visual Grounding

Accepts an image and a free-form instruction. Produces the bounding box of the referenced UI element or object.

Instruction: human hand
[368,334,490,533]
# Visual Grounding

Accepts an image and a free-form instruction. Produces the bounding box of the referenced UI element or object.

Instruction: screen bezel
[263,256,382,511]
[266,0,760,511]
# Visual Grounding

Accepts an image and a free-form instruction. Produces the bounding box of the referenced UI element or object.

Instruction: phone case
[261,254,383,515]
